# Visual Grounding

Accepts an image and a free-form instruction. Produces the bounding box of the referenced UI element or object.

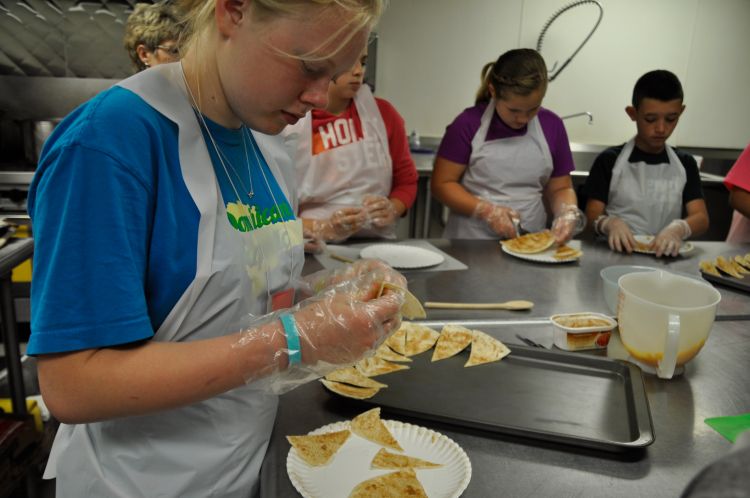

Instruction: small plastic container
[550,312,617,351]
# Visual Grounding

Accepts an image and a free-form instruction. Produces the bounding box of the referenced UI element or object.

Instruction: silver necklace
[181,66,254,203]
[179,62,298,295]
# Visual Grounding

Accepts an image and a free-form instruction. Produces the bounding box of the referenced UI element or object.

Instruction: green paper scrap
[705,413,750,443]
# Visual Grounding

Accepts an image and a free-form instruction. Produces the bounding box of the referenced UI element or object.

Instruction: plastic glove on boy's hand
[473,200,520,239]
[601,216,636,253]
[653,219,691,257]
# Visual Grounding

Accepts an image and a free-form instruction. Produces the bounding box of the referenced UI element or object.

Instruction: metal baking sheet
[329,344,654,453]
[701,270,750,294]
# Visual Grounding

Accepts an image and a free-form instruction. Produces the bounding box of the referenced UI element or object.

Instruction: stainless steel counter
[260,239,750,497]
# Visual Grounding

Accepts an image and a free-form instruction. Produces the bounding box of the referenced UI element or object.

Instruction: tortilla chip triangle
[349,469,427,498]
[375,342,412,363]
[735,255,750,270]
[431,324,473,361]
[700,260,721,277]
[554,244,583,260]
[351,407,403,451]
[370,448,443,470]
[379,282,427,319]
[356,356,409,377]
[402,322,440,356]
[732,258,749,274]
[384,328,408,355]
[325,367,388,389]
[320,379,380,400]
[716,256,744,278]
[465,330,511,367]
[286,429,350,467]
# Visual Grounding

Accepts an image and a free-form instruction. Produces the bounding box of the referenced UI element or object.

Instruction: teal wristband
[280,314,302,366]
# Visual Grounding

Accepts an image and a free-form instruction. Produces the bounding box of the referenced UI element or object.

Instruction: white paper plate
[632,235,694,256]
[501,239,582,264]
[287,419,471,498]
[360,243,445,269]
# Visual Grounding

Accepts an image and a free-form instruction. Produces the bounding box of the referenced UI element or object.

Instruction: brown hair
[177,0,385,60]
[123,2,184,72]
[475,48,548,104]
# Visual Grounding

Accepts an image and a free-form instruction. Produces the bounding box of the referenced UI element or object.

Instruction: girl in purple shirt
[431,48,583,241]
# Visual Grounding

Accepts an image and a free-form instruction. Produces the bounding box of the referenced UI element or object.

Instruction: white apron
[443,101,553,239]
[43,63,304,498]
[295,84,393,237]
[606,138,686,235]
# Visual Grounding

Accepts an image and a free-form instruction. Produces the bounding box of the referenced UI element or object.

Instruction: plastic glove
[303,237,326,254]
[598,216,636,253]
[232,269,405,394]
[551,203,586,244]
[299,258,407,298]
[302,224,327,254]
[472,199,519,239]
[362,194,399,229]
[306,207,367,242]
[653,219,691,257]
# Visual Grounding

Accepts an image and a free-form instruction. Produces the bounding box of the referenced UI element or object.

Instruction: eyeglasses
[156,45,180,57]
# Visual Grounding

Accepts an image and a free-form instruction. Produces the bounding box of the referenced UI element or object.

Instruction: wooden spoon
[424,300,534,311]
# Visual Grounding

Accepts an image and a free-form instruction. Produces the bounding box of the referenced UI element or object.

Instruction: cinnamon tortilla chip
[716,256,744,279]
[356,357,409,377]
[735,255,750,270]
[502,230,555,254]
[465,330,511,367]
[633,240,654,254]
[700,260,721,277]
[349,469,427,498]
[375,343,412,363]
[350,407,403,451]
[325,367,387,389]
[431,324,473,362]
[402,322,440,356]
[554,244,583,260]
[370,448,442,470]
[286,429,350,467]
[320,379,380,400]
[732,258,749,274]
[384,328,407,355]
[380,282,426,319]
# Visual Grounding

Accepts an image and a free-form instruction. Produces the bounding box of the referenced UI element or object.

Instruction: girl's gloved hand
[551,203,586,244]
[363,194,399,229]
[307,207,367,242]
[472,199,520,239]
[300,258,407,298]
[232,267,406,394]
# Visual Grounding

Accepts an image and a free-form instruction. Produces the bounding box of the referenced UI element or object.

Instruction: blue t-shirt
[27,86,293,354]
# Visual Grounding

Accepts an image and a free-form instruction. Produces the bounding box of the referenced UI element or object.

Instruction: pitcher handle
[657,314,680,379]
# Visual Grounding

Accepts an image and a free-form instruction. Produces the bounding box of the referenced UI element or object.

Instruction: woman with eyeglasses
[28,0,405,496]
[123,1,183,71]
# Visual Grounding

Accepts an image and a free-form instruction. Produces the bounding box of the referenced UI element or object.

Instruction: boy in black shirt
[583,70,709,257]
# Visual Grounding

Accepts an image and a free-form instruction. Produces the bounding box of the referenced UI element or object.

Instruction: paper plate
[501,240,582,264]
[360,243,445,269]
[287,419,471,498]
[632,235,694,256]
